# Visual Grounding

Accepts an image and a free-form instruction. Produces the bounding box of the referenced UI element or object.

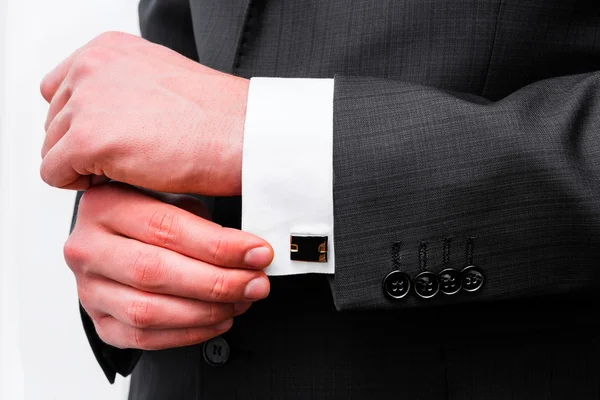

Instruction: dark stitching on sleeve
[465,237,475,266]
[391,241,402,270]
[419,242,428,271]
[442,237,452,268]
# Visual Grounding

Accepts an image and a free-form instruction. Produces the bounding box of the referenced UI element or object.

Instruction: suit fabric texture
[71,0,600,398]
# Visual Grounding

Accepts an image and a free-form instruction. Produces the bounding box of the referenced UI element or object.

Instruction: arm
[331,72,600,309]
[40,10,600,378]
[242,72,600,310]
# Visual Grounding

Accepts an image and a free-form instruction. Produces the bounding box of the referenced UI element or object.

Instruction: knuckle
[125,298,154,329]
[76,284,92,308]
[184,328,205,346]
[46,105,71,134]
[39,160,53,186]
[72,46,110,78]
[93,316,121,348]
[130,250,166,290]
[209,231,229,265]
[208,272,230,302]
[65,91,84,113]
[184,328,195,345]
[206,303,219,325]
[67,123,97,159]
[147,210,182,247]
[184,327,213,347]
[63,237,89,274]
[93,320,111,344]
[71,51,95,78]
[40,78,53,101]
[205,303,230,325]
[130,327,153,350]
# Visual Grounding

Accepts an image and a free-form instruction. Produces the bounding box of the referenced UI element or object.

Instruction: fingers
[80,278,240,329]
[67,181,260,351]
[88,312,233,350]
[84,184,274,269]
[74,231,270,302]
[40,32,143,104]
[42,106,70,159]
[40,51,78,103]
[44,83,71,132]
[40,137,86,189]
[40,106,92,189]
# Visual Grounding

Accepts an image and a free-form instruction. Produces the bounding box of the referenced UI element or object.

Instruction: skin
[40,31,248,195]
[40,32,272,350]
[67,183,274,350]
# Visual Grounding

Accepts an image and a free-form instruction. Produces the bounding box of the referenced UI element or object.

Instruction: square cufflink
[290,234,328,262]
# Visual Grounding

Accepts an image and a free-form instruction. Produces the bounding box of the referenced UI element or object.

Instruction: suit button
[461,265,484,292]
[383,270,411,299]
[438,268,461,295]
[414,271,439,299]
[203,336,230,366]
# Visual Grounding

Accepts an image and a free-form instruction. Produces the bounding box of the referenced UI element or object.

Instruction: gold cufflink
[290,235,328,262]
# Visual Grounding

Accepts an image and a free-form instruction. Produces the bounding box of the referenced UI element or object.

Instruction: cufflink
[290,234,328,262]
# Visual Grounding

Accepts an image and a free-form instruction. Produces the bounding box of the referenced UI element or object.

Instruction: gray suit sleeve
[331,72,600,310]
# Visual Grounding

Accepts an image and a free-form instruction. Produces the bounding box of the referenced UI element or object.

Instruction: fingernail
[233,303,251,315]
[244,277,270,300]
[215,319,233,331]
[244,246,272,268]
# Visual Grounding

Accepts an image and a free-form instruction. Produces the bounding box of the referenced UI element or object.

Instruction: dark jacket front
[75,0,600,398]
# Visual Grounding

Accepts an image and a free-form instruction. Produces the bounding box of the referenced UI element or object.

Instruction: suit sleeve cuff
[242,77,335,276]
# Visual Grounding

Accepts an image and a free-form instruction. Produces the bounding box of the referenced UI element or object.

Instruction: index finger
[87,184,274,269]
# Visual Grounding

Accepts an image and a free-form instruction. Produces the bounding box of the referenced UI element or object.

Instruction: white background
[1,0,140,398]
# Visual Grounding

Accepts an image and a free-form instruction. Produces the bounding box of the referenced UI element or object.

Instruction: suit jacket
[73,0,600,398]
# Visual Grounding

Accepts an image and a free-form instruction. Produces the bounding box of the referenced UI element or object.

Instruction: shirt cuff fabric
[242,77,335,276]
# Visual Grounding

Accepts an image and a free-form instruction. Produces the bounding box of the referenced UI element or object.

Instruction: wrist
[220,75,249,197]
[190,70,248,196]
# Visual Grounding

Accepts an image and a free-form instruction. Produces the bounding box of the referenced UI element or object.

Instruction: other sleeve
[331,72,600,310]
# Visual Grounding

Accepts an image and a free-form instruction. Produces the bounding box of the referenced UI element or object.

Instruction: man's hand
[40,31,248,195]
[67,183,273,350]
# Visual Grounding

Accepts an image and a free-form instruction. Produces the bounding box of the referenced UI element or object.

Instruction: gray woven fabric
[332,73,600,309]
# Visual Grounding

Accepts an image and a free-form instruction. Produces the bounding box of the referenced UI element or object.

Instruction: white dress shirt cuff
[242,78,335,276]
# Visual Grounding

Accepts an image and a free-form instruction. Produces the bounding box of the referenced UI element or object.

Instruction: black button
[461,265,484,292]
[414,271,439,299]
[383,270,411,299]
[438,268,461,295]
[203,336,230,366]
